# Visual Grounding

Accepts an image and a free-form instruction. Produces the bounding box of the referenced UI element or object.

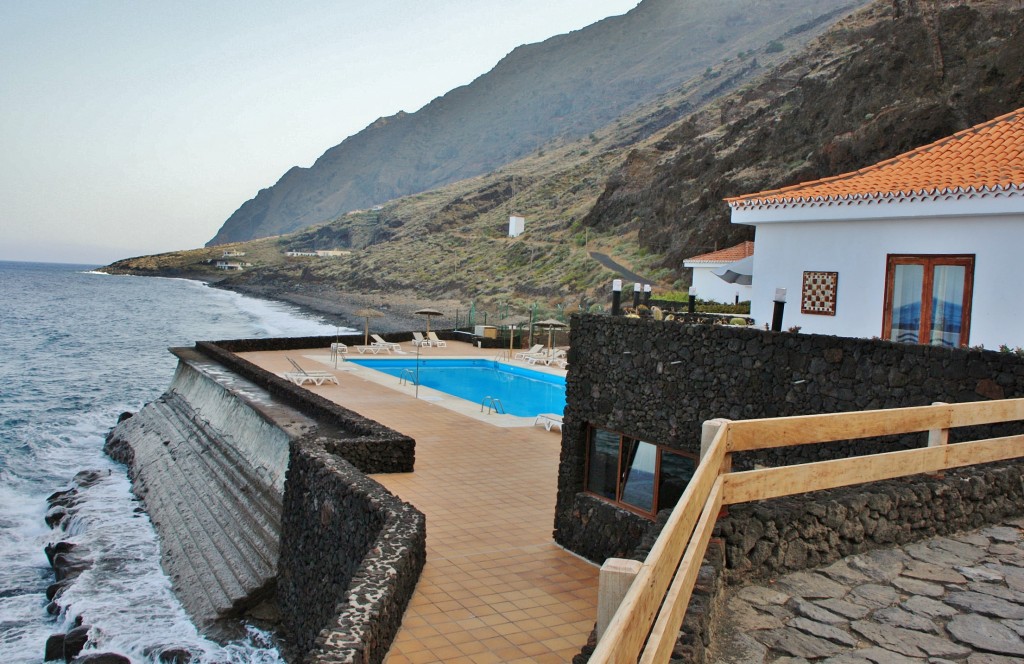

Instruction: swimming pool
[347,358,566,418]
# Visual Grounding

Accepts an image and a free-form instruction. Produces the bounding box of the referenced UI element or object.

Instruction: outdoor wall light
[633,282,642,308]
[688,286,697,314]
[643,283,652,306]
[612,279,623,316]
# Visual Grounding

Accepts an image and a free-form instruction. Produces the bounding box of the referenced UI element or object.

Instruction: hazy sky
[0,1,638,265]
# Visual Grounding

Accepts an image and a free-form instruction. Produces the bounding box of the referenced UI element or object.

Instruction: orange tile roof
[727,106,1024,209]
[685,240,754,263]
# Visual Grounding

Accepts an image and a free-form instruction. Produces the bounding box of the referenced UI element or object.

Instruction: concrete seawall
[105,348,312,627]
[105,336,425,661]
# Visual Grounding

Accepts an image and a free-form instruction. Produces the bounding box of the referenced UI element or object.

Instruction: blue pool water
[348,358,566,418]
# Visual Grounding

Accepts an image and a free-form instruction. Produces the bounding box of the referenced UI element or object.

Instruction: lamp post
[688,287,697,315]
[771,287,787,332]
[611,279,623,316]
[643,284,652,306]
[632,282,641,309]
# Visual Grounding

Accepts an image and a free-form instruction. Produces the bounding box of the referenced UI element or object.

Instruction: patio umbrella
[499,315,531,353]
[354,308,384,345]
[535,318,568,354]
[712,256,754,285]
[414,307,444,334]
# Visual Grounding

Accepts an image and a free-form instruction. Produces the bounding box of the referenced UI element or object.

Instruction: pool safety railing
[590,398,1024,664]
[480,396,505,414]
[398,368,417,385]
[494,350,511,361]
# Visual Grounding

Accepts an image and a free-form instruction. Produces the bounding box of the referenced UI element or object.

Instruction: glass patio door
[883,255,974,348]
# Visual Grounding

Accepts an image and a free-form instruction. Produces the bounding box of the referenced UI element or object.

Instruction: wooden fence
[589,398,1024,664]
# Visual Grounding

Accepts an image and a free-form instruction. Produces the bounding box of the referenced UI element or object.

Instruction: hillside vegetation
[106,0,1024,316]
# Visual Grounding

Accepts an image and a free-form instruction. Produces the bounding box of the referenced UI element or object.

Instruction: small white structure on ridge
[509,215,525,238]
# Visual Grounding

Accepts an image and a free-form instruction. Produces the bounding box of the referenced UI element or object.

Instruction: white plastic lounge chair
[411,332,431,347]
[355,344,386,354]
[330,342,348,362]
[534,413,563,432]
[427,332,447,348]
[283,357,339,386]
[514,345,544,360]
[371,334,401,352]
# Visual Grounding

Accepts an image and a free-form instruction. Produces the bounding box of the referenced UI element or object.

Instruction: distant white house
[215,260,244,271]
[682,241,754,304]
[222,250,245,258]
[727,106,1024,349]
[285,250,318,257]
[509,215,525,238]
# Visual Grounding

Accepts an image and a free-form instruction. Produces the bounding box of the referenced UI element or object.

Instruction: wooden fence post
[701,417,731,518]
[596,558,643,642]
[928,401,949,478]
[700,418,731,462]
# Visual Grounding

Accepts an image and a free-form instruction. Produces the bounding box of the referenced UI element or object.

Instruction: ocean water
[0,261,345,663]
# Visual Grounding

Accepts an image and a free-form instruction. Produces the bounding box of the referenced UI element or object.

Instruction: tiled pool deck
[239,342,597,663]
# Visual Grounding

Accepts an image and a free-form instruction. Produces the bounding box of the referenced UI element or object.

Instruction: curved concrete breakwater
[96,336,426,663]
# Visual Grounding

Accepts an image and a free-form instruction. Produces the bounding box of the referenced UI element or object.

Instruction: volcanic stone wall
[715,459,1024,581]
[555,315,1024,561]
[277,436,426,664]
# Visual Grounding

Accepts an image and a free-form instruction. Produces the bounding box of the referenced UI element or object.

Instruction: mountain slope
[110,0,1024,318]
[584,0,1024,267]
[208,0,859,245]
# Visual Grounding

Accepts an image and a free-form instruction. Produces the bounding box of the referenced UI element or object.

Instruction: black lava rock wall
[556,315,1024,561]
[716,459,1024,580]
[277,435,426,664]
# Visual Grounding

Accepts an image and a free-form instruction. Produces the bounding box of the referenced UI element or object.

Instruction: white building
[727,107,1024,349]
[682,241,754,304]
[509,215,525,238]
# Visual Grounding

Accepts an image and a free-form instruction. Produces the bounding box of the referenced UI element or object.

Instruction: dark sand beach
[218,282,464,334]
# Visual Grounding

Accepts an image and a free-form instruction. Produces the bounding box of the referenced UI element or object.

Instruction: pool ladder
[480,396,505,414]
[399,368,417,385]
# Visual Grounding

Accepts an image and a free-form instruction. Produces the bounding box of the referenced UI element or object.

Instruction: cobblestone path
[711,517,1024,663]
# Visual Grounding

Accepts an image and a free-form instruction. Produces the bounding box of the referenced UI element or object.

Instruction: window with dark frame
[584,426,696,518]
[882,254,974,348]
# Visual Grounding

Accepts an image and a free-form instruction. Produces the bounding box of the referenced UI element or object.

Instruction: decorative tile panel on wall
[801,270,839,315]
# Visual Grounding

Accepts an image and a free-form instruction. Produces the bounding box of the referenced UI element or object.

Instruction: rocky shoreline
[210,282,464,335]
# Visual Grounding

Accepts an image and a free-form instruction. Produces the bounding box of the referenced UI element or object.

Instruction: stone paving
[711,517,1024,663]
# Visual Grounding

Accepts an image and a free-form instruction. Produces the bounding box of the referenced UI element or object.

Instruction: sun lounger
[411,332,431,347]
[283,357,339,386]
[526,348,566,366]
[371,334,402,352]
[534,413,563,432]
[427,332,447,348]
[330,342,348,362]
[355,344,388,354]
[514,345,544,360]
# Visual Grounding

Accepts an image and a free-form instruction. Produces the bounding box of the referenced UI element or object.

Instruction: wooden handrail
[722,433,1024,504]
[725,398,1024,451]
[588,399,1024,664]
[589,425,727,663]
